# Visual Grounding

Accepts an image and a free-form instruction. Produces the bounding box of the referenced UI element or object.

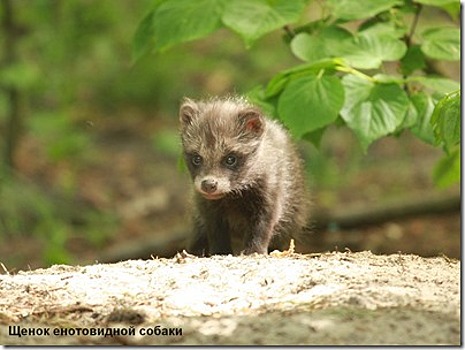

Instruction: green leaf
[265,59,343,97]
[222,0,308,47]
[415,0,460,20]
[290,26,352,62]
[277,74,344,138]
[132,9,156,61]
[327,0,402,20]
[415,0,458,5]
[151,0,226,52]
[415,76,460,95]
[440,2,461,20]
[266,73,291,98]
[291,33,326,63]
[398,99,419,130]
[340,75,410,151]
[432,147,460,188]
[336,31,407,69]
[400,45,426,75]
[358,21,407,39]
[421,27,460,61]
[132,11,154,63]
[430,90,460,151]
[409,92,436,145]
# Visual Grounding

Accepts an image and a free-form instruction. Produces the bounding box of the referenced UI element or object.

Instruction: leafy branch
[132,0,460,187]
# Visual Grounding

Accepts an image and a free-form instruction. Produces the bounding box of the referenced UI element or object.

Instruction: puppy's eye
[191,155,202,167]
[224,154,237,167]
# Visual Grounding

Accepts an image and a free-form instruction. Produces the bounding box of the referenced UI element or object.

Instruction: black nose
[201,179,218,193]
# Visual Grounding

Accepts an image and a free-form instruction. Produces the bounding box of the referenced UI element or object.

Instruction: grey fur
[179,96,309,255]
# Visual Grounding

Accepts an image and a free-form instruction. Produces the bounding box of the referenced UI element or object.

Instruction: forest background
[0,0,460,270]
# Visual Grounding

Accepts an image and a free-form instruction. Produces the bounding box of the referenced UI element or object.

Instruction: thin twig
[402,3,423,94]
[1,262,10,275]
[405,3,423,47]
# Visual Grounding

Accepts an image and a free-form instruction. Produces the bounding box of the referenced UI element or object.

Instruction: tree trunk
[1,0,21,170]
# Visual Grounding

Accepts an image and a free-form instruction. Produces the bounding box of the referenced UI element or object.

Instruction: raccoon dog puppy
[179,96,309,255]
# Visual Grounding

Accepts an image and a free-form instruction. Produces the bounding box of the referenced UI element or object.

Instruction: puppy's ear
[238,107,264,137]
[179,98,199,127]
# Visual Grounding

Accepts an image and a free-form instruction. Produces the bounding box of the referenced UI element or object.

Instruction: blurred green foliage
[0,0,299,265]
[0,169,118,265]
[0,0,157,264]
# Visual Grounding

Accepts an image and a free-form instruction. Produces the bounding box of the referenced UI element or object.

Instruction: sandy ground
[0,250,460,345]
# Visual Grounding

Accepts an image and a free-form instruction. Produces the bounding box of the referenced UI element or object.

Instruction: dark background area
[0,0,460,271]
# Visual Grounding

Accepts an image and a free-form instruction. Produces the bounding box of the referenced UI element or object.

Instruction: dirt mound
[0,251,460,345]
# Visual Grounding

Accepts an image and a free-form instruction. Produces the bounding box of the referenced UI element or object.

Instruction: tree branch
[98,191,460,262]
